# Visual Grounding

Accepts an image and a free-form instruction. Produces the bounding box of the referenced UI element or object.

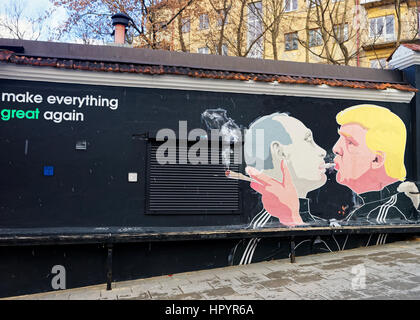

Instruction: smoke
[201,108,241,168]
[324,151,336,174]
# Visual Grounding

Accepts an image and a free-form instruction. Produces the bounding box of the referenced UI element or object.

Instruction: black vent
[146,141,241,214]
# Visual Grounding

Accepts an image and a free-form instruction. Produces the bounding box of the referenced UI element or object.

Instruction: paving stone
[260,278,295,289]
[222,294,264,300]
[214,269,247,280]
[113,277,163,289]
[69,290,101,300]
[265,261,300,272]
[265,270,290,279]
[395,265,420,277]
[37,292,71,300]
[351,283,396,299]
[289,274,324,283]
[392,290,420,300]
[387,252,420,259]
[342,254,369,260]
[317,261,363,271]
[201,287,237,299]
[159,277,192,288]
[230,283,266,295]
[182,272,217,282]
[106,287,133,300]
[99,289,119,300]
[367,252,392,257]
[394,258,420,265]
[283,285,328,300]
[169,293,205,300]
[406,275,420,283]
[255,287,300,300]
[367,255,396,263]
[179,282,213,294]
[148,286,183,299]
[125,291,151,300]
[366,265,414,279]
[239,263,275,275]
[361,295,395,300]
[236,274,271,284]
[207,277,242,289]
[317,288,368,300]
[380,279,420,291]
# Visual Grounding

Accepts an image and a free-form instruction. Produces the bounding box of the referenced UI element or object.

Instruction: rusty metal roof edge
[0,38,406,84]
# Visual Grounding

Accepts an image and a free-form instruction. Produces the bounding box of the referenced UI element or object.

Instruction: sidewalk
[5,239,420,300]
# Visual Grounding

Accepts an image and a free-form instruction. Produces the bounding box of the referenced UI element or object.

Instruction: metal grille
[147,141,241,214]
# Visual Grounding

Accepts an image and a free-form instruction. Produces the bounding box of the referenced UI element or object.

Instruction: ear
[270,141,286,163]
[372,151,385,169]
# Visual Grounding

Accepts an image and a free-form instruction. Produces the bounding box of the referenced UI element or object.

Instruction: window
[198,47,209,54]
[370,58,387,69]
[285,0,298,12]
[369,15,395,40]
[199,14,209,30]
[285,32,298,51]
[307,0,321,7]
[146,140,241,214]
[309,28,323,47]
[217,9,229,26]
[181,18,190,33]
[215,44,228,55]
[247,1,264,58]
[334,23,349,42]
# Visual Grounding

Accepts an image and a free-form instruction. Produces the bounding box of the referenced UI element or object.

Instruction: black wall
[0,79,414,229]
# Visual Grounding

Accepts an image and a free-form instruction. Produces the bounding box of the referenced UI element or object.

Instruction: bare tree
[263,0,288,60]
[0,0,49,40]
[51,0,196,48]
[295,0,360,65]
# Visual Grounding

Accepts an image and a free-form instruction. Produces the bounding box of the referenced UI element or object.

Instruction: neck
[344,169,399,194]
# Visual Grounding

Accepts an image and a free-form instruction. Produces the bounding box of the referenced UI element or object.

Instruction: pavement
[4,239,420,300]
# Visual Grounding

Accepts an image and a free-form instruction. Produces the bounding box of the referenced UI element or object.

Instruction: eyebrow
[338,129,359,146]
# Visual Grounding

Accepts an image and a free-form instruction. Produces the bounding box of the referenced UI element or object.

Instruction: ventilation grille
[147,141,241,214]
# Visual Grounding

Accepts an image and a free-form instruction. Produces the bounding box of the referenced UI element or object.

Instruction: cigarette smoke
[201,108,241,168]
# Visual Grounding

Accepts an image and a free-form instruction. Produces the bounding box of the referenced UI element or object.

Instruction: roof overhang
[389,45,420,70]
[0,63,415,103]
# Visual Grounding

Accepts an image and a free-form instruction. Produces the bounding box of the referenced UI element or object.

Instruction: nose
[319,146,327,158]
[332,139,343,156]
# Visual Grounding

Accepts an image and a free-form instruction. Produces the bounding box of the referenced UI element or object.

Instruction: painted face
[332,123,377,185]
[276,116,327,189]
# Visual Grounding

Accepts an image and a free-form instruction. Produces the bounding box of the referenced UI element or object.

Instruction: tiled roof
[402,43,420,52]
[0,47,417,93]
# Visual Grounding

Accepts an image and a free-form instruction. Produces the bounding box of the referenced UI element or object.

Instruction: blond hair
[336,104,406,180]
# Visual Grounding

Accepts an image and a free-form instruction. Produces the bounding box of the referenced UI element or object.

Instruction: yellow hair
[336,104,406,180]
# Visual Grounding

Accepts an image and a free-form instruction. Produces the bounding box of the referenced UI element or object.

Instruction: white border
[0,63,415,103]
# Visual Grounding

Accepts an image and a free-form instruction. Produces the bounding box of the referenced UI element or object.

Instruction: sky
[0,0,68,41]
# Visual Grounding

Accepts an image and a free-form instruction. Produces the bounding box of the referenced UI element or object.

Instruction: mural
[230,104,420,265]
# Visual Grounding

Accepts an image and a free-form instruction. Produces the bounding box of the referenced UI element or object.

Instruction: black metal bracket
[309,236,315,254]
[106,244,113,291]
[290,236,296,263]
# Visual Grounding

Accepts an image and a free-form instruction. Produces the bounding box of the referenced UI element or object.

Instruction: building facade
[142,0,420,68]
